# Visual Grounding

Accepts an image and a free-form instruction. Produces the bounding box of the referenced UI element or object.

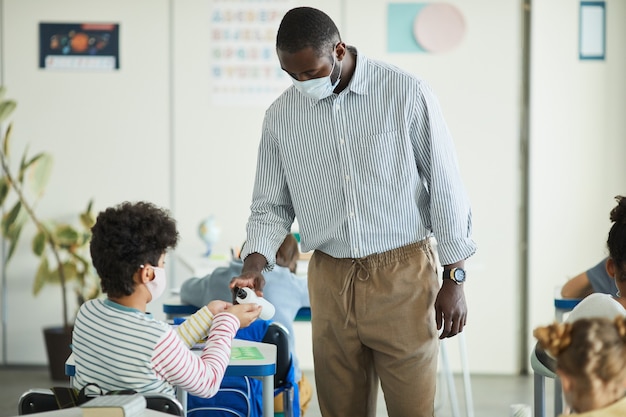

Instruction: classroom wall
[527,0,626,352]
[0,0,172,365]
[0,0,624,375]
[344,0,523,373]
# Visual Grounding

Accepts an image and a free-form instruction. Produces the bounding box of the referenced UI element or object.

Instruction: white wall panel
[1,0,170,363]
[527,0,626,359]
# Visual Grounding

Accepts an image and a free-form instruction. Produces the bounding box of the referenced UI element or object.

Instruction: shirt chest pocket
[351,130,413,183]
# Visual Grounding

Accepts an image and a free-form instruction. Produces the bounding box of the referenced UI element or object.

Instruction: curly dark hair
[90,201,179,298]
[276,7,341,57]
[608,195,626,281]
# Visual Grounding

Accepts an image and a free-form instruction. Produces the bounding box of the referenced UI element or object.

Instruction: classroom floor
[0,365,553,417]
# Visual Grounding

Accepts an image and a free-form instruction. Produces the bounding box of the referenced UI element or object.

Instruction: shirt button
[354,248,359,255]
[335,103,340,111]
[340,138,345,145]
[350,212,355,217]
[345,175,350,181]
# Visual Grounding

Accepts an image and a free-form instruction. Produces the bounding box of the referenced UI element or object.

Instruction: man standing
[232,6,477,417]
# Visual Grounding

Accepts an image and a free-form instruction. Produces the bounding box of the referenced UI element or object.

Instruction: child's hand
[207,300,232,316]
[225,303,262,328]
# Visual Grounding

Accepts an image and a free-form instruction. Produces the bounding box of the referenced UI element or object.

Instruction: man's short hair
[276,7,341,56]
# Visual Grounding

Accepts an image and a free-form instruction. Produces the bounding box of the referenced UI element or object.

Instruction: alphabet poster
[209,0,292,106]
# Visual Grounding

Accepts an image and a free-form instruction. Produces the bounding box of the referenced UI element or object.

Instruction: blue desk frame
[163,301,311,322]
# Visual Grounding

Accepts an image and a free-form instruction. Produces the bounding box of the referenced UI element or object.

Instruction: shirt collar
[104,298,153,318]
[344,46,368,96]
[298,45,367,107]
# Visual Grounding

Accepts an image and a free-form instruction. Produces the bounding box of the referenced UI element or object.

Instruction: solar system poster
[39,23,120,71]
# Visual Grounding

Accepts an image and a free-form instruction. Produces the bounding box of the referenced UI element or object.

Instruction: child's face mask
[145,266,167,302]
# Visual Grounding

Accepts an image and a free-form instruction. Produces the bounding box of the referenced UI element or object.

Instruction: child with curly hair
[71,201,261,398]
[534,316,626,415]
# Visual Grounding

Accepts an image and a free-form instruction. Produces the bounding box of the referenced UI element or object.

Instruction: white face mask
[145,266,167,302]
[291,57,342,101]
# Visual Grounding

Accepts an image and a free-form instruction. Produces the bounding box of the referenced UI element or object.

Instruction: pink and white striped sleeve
[152,312,240,398]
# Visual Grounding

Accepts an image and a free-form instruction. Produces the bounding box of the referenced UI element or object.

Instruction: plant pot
[43,326,73,382]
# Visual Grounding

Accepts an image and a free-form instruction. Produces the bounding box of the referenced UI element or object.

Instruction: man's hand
[434,279,467,339]
[229,252,267,298]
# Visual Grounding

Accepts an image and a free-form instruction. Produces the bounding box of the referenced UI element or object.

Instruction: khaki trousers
[308,240,439,417]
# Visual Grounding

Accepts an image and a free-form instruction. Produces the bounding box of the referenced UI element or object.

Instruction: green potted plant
[0,86,100,380]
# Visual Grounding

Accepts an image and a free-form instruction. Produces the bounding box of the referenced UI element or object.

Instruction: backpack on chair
[186,319,299,417]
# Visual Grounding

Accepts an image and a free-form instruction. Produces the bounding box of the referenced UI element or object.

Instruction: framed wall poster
[39,22,120,70]
[579,1,605,60]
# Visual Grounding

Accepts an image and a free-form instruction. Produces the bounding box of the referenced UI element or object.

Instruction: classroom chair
[531,296,582,417]
[17,388,184,416]
[262,321,296,417]
[17,389,58,414]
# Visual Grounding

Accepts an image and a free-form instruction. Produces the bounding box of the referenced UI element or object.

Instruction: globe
[198,216,220,257]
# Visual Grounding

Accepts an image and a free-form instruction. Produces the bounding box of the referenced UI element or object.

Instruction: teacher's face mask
[291,55,342,100]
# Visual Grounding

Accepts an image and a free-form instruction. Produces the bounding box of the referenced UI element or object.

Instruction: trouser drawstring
[339,258,370,328]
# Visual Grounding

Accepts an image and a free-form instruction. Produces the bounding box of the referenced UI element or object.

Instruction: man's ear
[607,258,616,279]
[336,42,347,61]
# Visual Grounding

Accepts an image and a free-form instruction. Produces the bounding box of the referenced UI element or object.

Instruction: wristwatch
[443,268,466,285]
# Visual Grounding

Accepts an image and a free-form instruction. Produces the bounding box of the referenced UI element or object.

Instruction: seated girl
[534,316,626,416]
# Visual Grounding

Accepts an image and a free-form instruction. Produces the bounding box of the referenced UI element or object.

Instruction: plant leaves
[5,223,23,262]
[71,251,91,268]
[54,224,80,248]
[2,201,22,236]
[23,153,53,199]
[17,146,28,184]
[2,122,13,157]
[32,230,46,257]
[33,256,50,296]
[0,100,17,123]
[61,261,79,282]
[0,177,10,207]
[33,260,79,296]
[79,200,96,230]
[2,202,30,262]
[48,261,78,285]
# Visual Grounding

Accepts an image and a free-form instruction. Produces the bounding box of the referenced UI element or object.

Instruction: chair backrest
[262,321,292,388]
[554,297,583,322]
[144,392,184,416]
[18,389,183,416]
[18,389,58,415]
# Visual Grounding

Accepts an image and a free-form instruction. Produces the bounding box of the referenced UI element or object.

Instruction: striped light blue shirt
[243,47,476,267]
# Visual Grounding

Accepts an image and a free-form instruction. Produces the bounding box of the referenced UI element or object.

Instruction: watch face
[453,268,466,283]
